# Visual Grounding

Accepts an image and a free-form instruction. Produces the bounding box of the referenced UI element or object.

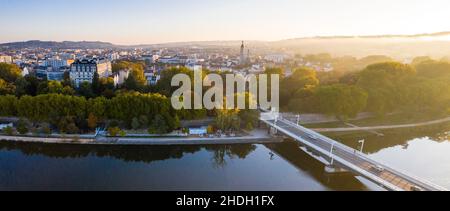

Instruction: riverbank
[0,129,282,146]
[312,116,450,133]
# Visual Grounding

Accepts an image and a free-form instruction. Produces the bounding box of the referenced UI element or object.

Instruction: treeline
[0,61,152,100]
[0,93,178,134]
[278,58,450,119]
[1,62,259,134]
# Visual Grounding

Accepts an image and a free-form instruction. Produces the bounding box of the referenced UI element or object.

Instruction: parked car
[371,165,385,172]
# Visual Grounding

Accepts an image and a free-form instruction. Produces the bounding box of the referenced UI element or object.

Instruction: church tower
[240,41,245,65]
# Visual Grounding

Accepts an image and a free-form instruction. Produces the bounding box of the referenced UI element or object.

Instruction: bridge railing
[271,113,448,191]
[260,117,403,191]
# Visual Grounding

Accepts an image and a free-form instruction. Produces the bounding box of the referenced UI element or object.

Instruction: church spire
[240,41,245,65]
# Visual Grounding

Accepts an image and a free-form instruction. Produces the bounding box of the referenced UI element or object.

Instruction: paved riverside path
[0,130,281,146]
[312,116,450,133]
[260,113,447,191]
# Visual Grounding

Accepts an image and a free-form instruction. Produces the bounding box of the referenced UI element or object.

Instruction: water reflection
[0,141,257,167]
[266,141,370,191]
[2,124,448,191]
[0,141,333,191]
[333,125,450,154]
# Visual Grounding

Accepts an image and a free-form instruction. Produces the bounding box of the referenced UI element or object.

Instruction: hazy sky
[1,0,450,44]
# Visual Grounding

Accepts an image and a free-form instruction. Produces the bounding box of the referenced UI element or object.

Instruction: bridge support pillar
[324,165,349,174]
[269,127,278,136]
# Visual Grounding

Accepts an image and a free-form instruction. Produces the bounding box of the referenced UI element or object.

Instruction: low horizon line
[2,30,450,46]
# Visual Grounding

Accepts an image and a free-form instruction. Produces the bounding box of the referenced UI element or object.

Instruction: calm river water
[1,126,449,191]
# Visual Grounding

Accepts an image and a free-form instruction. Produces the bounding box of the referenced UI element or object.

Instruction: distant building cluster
[0,40,340,88]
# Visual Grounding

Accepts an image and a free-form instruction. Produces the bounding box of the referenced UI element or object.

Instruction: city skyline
[2,0,450,45]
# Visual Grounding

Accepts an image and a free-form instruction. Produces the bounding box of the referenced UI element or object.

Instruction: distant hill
[0,40,117,49]
[3,31,450,59]
[274,31,450,59]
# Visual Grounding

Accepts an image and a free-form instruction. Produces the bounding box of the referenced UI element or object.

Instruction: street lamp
[358,139,365,153]
[330,142,335,165]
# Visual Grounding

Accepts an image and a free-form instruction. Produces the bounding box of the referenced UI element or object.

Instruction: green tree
[315,84,368,119]
[0,78,16,95]
[357,62,416,115]
[40,123,52,136]
[139,115,149,128]
[108,127,121,136]
[78,82,94,98]
[17,119,29,135]
[131,117,140,130]
[0,95,18,116]
[3,126,15,136]
[149,114,169,134]
[87,113,98,130]
[0,63,22,83]
[215,109,241,131]
[92,71,100,96]
[280,67,319,108]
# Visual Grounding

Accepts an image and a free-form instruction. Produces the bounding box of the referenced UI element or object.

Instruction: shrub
[131,117,140,130]
[3,126,15,136]
[108,127,121,136]
[17,119,29,135]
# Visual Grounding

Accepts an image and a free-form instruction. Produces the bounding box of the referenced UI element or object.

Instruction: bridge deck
[261,113,446,191]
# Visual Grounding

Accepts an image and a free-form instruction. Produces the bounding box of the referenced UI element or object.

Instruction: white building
[113,69,130,87]
[264,54,288,63]
[70,59,112,87]
[42,59,73,70]
[108,52,120,61]
[22,67,30,77]
[145,72,161,85]
[0,55,12,64]
[142,54,159,63]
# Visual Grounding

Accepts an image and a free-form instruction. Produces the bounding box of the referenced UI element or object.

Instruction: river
[0,127,449,191]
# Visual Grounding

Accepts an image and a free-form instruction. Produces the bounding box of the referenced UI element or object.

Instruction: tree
[0,95,18,116]
[113,61,146,86]
[40,123,52,136]
[62,86,76,95]
[215,109,240,131]
[131,117,140,130]
[3,126,14,136]
[78,82,94,98]
[15,77,30,96]
[124,73,141,91]
[155,67,192,96]
[65,123,80,134]
[0,78,15,95]
[62,71,72,87]
[139,115,149,128]
[58,116,80,134]
[87,113,98,130]
[357,62,416,115]
[108,127,121,136]
[92,71,100,96]
[414,60,450,78]
[207,125,215,134]
[264,67,285,79]
[17,75,40,96]
[17,119,29,135]
[149,114,169,134]
[315,84,368,119]
[0,63,22,83]
[280,67,319,107]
